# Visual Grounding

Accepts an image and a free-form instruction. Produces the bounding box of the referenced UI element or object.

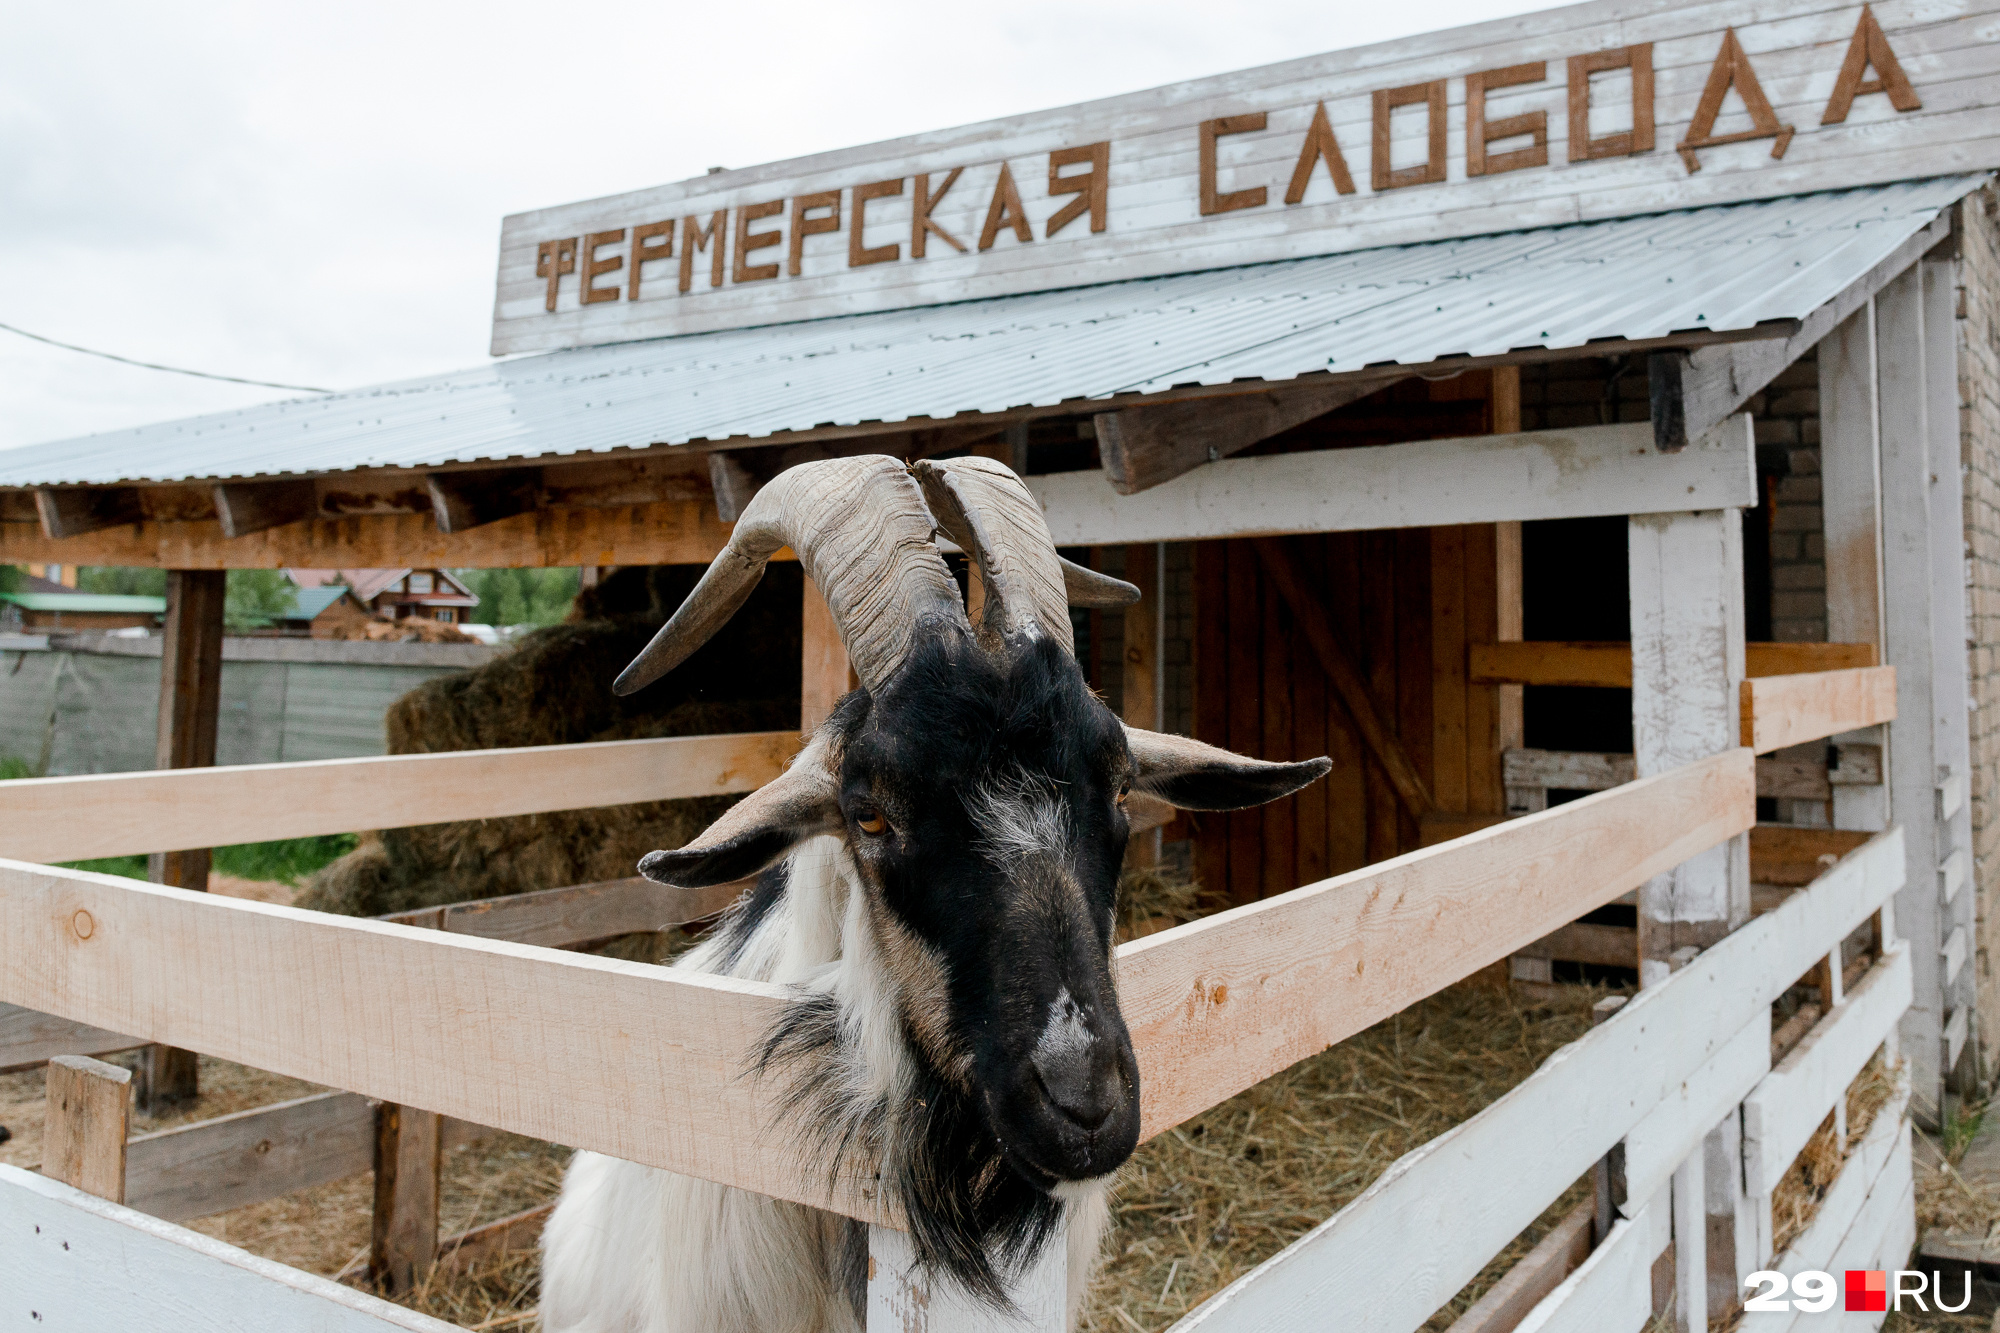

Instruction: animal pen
[1,0,1996,1328]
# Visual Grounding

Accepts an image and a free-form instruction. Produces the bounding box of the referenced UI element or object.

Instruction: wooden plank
[0,730,797,864]
[1472,642,1632,688]
[1511,1195,1669,1333]
[1193,540,1230,899]
[211,480,319,539]
[1292,539,1330,887]
[0,859,886,1224]
[1742,945,1912,1197]
[35,486,144,538]
[1120,747,1756,1144]
[1260,559,1295,900]
[1464,524,1505,818]
[1749,825,1873,887]
[1256,537,1435,818]
[1514,922,1637,969]
[1163,823,1901,1333]
[382,877,744,948]
[801,577,852,736]
[1431,526,1470,814]
[1442,1201,1594,1333]
[44,1055,131,1205]
[125,1092,375,1224]
[0,499,745,572]
[1226,541,1262,903]
[371,1102,440,1293]
[1503,748,1636,791]
[1943,924,1967,985]
[1758,757,1831,801]
[1740,666,1897,754]
[1620,1013,1770,1211]
[1395,528,1432,852]
[1325,534,1368,876]
[1095,377,1399,494]
[0,1002,142,1076]
[1033,418,1756,547]
[0,1165,461,1333]
[1473,641,1879,688]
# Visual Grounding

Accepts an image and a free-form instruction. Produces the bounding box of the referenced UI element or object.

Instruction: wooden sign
[491,0,1997,354]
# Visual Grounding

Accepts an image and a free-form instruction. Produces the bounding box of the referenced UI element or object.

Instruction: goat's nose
[1030,991,1124,1131]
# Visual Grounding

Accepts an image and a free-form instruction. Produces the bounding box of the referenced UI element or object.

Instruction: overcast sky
[0,0,1547,452]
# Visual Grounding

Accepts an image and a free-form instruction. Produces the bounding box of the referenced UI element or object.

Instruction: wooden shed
[3,0,1997,1327]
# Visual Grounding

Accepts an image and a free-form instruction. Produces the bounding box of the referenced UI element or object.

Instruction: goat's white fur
[540,834,1112,1333]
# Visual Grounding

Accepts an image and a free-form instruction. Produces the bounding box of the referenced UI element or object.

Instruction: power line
[0,319,333,394]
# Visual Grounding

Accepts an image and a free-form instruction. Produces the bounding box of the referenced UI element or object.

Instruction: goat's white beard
[538,837,1111,1333]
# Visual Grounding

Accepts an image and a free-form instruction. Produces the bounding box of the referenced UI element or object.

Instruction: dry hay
[1767,1052,1903,1258]
[1080,978,1608,1332]
[298,565,803,918]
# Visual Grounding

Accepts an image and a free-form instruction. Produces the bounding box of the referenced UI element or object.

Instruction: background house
[0,572,163,632]
[286,569,478,627]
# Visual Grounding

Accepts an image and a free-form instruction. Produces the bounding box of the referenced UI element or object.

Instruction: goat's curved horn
[911,456,1072,653]
[614,455,967,696]
[1059,557,1141,608]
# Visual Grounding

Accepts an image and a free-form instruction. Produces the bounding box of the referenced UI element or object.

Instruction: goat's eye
[855,810,890,836]
[1116,782,1131,807]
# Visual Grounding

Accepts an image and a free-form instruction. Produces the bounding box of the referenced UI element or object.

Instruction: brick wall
[1958,184,2000,1082]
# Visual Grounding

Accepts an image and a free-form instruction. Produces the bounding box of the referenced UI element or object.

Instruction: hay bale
[297,565,803,918]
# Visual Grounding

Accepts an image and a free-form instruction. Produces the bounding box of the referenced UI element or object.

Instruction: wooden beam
[1470,641,1880,688]
[1252,537,1435,818]
[211,481,318,538]
[34,486,144,539]
[0,1165,464,1333]
[1033,416,1756,547]
[1749,826,1874,888]
[1515,922,1638,969]
[801,578,852,736]
[0,499,745,571]
[380,875,744,947]
[1442,1201,1594,1333]
[43,1055,131,1205]
[126,1091,374,1223]
[1094,377,1398,495]
[1740,666,1897,754]
[1119,747,1752,1141]
[142,569,226,1111]
[1122,544,1163,866]
[1647,350,1689,451]
[0,1003,142,1076]
[424,469,541,534]
[0,730,796,864]
[370,1101,440,1293]
[436,1203,552,1276]
[708,453,760,523]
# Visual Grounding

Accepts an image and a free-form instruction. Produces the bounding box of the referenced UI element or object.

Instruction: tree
[454,568,579,627]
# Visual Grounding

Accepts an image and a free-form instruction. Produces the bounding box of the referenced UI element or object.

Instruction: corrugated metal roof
[0,175,1981,488]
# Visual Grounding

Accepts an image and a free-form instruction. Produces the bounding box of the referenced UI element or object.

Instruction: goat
[540,455,1330,1333]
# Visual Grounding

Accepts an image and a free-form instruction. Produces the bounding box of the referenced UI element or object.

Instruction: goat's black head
[615,455,1329,1288]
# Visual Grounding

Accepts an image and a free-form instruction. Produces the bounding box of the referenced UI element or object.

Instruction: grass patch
[58,836,357,886]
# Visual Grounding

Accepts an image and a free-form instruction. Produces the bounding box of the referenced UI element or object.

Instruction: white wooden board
[1743,944,1911,1197]
[1620,1011,1770,1209]
[1167,825,1903,1333]
[1512,1191,1670,1333]
[1736,1084,1909,1330]
[1031,416,1753,547]
[493,0,2000,351]
[0,1165,460,1333]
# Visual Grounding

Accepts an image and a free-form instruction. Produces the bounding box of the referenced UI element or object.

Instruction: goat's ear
[637,740,841,888]
[1124,726,1332,811]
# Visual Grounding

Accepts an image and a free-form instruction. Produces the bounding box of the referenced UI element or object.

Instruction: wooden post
[1877,258,1976,1115]
[801,577,854,736]
[43,1054,131,1204]
[868,1215,1068,1332]
[139,568,225,1114]
[1819,303,1891,834]
[370,1101,441,1294]
[1629,506,1752,1322]
[1123,543,1164,867]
